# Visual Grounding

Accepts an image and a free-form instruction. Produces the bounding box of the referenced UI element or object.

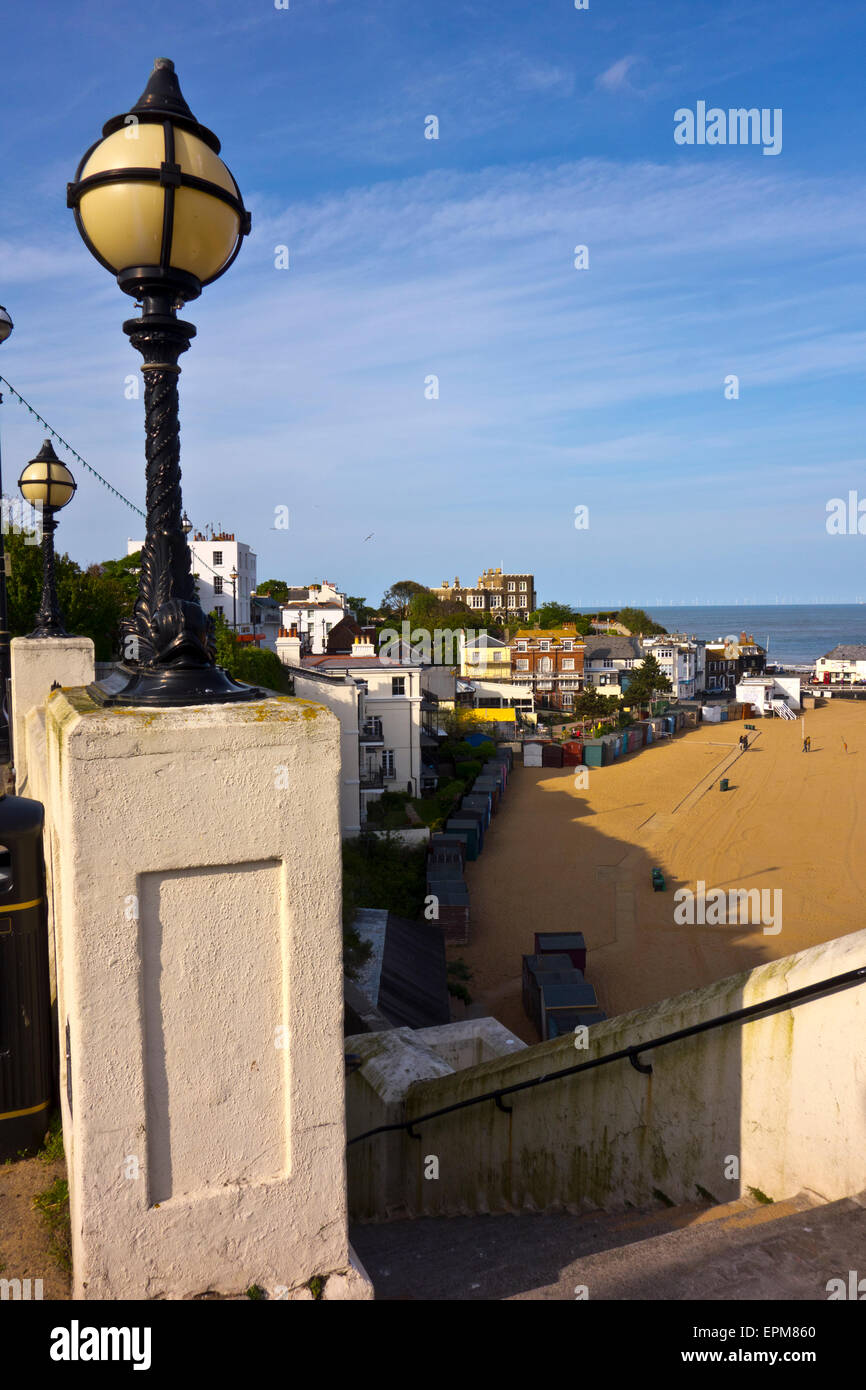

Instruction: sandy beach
[453,701,864,1042]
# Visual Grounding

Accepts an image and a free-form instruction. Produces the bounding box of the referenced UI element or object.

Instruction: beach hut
[461,793,491,827]
[702,705,722,723]
[582,738,605,768]
[445,816,482,859]
[429,835,466,868]
[429,881,470,945]
[521,953,575,1033]
[542,743,564,768]
[540,978,601,1041]
[481,760,507,792]
[523,740,547,767]
[562,740,583,766]
[473,776,501,810]
[534,931,587,970]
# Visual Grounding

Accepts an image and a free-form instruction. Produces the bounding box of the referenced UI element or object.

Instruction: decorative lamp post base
[28,623,72,639]
[87,662,263,708]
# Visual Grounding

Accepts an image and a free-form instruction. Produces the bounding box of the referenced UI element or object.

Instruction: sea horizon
[576,604,866,666]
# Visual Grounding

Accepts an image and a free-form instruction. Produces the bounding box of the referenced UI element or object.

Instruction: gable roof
[821,644,866,661]
[584,636,643,661]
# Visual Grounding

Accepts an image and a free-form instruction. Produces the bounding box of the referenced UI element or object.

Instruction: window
[562,658,575,670]
[508,581,515,591]
[383,750,396,778]
[213,551,223,567]
[215,605,223,616]
[561,640,572,651]
[562,694,573,705]
[520,582,527,591]
[539,640,550,652]
[603,659,613,668]
[516,659,529,670]
[517,641,527,652]
[391,677,405,695]
[540,656,552,673]
[213,576,224,594]
[470,595,486,609]
[625,659,634,668]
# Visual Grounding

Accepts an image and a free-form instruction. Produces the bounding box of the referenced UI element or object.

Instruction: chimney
[351,635,375,657]
[276,625,302,667]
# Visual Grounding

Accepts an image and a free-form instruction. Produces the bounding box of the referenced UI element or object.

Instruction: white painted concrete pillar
[10,636,94,795]
[44,686,373,1301]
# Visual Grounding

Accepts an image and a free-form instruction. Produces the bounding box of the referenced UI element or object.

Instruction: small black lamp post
[67,57,260,707]
[18,441,76,638]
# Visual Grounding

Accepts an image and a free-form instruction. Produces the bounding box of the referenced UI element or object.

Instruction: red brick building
[508,625,586,711]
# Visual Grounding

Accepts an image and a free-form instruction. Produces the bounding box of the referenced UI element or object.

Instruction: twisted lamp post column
[34,516,67,637]
[67,57,260,707]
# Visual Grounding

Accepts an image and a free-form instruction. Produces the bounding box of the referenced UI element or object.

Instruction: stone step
[351,1190,866,1301]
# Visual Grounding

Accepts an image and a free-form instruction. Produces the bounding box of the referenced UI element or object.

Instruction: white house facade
[814,645,866,685]
[280,581,347,655]
[641,636,706,701]
[276,635,438,830]
[127,532,257,633]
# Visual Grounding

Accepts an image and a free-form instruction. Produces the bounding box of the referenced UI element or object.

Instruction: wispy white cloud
[596,55,640,93]
[5,153,866,600]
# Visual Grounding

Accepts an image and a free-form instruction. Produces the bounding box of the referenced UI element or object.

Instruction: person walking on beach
[842,736,848,754]
[802,734,808,752]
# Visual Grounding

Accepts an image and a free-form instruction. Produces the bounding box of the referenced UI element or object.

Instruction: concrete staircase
[351,1189,866,1300]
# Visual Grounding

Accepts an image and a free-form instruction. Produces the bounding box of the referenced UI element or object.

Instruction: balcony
[360,719,384,745]
[360,766,397,789]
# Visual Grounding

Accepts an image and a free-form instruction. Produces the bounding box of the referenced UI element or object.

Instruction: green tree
[620,653,671,703]
[5,530,138,660]
[616,607,667,637]
[255,579,289,604]
[526,602,592,635]
[347,595,376,625]
[572,684,619,717]
[211,610,291,693]
[381,580,427,618]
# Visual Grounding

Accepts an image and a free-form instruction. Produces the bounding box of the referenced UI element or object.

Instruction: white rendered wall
[41,686,371,1300]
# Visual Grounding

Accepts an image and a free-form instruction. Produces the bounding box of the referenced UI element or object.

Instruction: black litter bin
[0,794,52,1159]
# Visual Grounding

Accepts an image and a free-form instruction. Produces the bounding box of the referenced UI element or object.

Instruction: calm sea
[579,606,866,667]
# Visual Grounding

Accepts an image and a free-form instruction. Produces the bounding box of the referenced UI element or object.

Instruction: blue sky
[2,0,866,605]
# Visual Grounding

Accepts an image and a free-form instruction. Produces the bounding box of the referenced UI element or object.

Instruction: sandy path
[451,702,864,1042]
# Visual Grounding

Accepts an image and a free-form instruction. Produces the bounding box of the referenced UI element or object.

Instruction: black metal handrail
[346,965,866,1146]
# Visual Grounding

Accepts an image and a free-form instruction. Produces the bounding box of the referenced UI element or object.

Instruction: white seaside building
[127,531,257,634]
[280,581,347,655]
[276,632,439,831]
[814,645,866,685]
[641,635,706,700]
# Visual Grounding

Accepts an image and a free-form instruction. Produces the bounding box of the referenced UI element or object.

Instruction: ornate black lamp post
[0,306,14,762]
[18,440,76,638]
[67,57,261,707]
